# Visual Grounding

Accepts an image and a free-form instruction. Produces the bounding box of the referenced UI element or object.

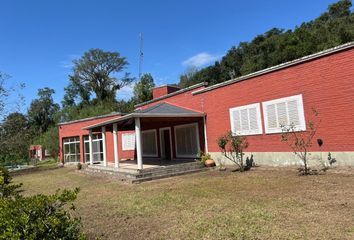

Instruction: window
[122,133,136,151]
[83,134,103,163]
[174,123,199,158]
[141,130,158,157]
[63,136,80,163]
[262,94,306,134]
[229,103,262,136]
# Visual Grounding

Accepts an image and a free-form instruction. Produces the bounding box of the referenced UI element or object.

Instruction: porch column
[102,126,107,167]
[135,117,143,170]
[113,123,119,169]
[203,116,209,153]
[89,130,93,165]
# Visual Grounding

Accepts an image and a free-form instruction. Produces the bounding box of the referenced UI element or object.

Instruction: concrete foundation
[210,151,354,167]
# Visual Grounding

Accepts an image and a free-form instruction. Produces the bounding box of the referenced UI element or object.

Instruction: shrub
[217,131,251,172]
[281,108,321,175]
[0,188,85,239]
[0,167,86,239]
[198,151,211,164]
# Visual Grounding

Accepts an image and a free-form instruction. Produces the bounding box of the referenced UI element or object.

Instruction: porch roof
[82,102,205,130]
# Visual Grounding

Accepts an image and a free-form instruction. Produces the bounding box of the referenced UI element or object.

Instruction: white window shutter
[287,100,300,126]
[249,107,258,130]
[266,104,277,129]
[276,102,288,127]
[240,109,250,131]
[229,103,262,136]
[232,110,241,133]
[263,94,306,133]
[122,133,136,151]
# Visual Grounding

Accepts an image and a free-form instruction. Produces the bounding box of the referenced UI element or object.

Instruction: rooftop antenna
[138,33,144,79]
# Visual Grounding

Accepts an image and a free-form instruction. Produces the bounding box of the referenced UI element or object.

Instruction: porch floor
[83,158,206,183]
[88,158,198,173]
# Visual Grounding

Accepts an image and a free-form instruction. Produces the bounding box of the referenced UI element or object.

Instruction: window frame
[83,134,104,163]
[122,133,136,151]
[141,129,158,157]
[229,103,263,136]
[63,136,80,163]
[262,94,306,134]
[174,123,200,158]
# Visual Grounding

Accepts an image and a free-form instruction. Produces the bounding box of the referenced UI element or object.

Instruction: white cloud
[182,52,220,68]
[116,85,134,100]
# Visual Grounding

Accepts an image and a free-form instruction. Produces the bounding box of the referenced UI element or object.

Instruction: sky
[0,0,338,112]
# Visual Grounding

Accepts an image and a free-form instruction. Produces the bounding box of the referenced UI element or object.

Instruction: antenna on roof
[138,33,144,79]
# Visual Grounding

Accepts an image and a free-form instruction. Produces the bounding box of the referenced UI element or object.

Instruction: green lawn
[13,166,354,240]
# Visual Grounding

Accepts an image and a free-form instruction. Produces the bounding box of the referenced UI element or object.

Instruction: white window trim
[63,136,80,162]
[229,103,263,136]
[159,127,174,160]
[262,94,306,134]
[141,129,158,157]
[83,134,104,163]
[174,123,200,158]
[122,133,136,151]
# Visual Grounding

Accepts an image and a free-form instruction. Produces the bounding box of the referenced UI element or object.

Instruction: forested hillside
[179,0,354,87]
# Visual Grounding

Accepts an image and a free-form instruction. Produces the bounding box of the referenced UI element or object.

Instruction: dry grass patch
[13,166,354,240]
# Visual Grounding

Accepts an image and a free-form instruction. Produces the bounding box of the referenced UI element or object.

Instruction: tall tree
[0,112,32,166]
[133,73,155,104]
[28,88,60,134]
[68,49,134,103]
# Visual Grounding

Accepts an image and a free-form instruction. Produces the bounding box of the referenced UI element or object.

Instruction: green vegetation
[0,167,85,239]
[132,73,155,104]
[179,0,354,87]
[218,131,251,172]
[0,112,32,167]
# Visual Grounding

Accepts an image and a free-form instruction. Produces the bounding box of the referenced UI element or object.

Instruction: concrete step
[81,161,207,183]
[129,168,210,184]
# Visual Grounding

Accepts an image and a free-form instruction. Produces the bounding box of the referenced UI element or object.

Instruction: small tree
[217,131,250,172]
[281,108,320,175]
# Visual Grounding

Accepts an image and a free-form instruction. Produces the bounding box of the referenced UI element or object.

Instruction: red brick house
[29,145,50,161]
[59,42,354,170]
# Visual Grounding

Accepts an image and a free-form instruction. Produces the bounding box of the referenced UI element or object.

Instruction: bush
[0,167,22,198]
[0,188,85,239]
[198,151,211,164]
[217,131,252,172]
[0,167,86,239]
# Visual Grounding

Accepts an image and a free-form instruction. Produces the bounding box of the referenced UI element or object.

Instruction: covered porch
[82,103,208,171]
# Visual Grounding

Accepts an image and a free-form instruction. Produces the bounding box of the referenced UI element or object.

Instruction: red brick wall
[59,115,135,163]
[139,48,354,153]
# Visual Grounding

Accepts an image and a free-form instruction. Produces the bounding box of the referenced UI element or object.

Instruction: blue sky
[0,0,337,111]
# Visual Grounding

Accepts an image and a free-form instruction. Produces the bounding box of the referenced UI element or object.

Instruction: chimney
[152,85,180,99]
